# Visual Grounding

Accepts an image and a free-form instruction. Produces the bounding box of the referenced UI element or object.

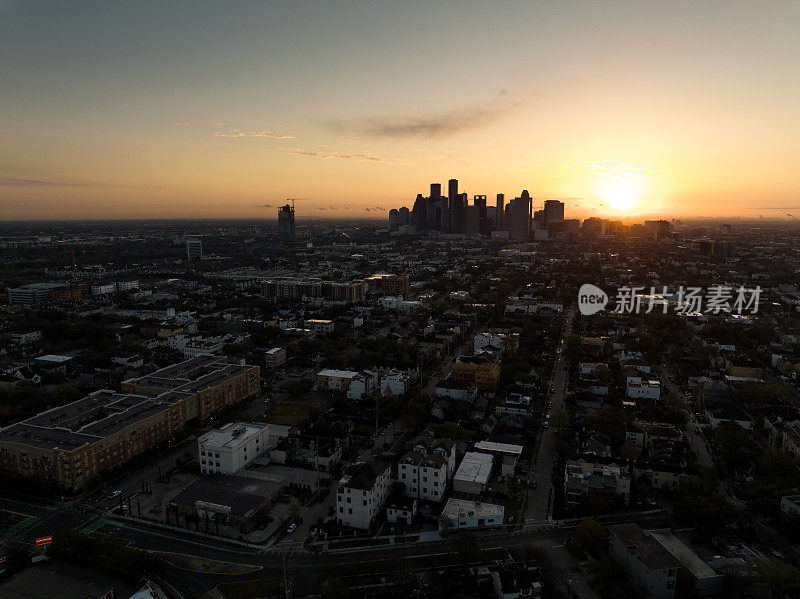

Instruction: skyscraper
[543,200,565,223]
[278,203,296,242]
[474,195,488,235]
[496,194,505,229]
[412,194,427,230]
[509,190,532,240]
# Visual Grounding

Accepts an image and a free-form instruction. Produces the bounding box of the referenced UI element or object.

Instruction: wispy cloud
[328,98,523,139]
[0,178,84,187]
[282,149,383,162]
[173,122,191,127]
[215,129,295,139]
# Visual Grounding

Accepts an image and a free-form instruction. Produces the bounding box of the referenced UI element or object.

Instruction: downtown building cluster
[389,177,674,242]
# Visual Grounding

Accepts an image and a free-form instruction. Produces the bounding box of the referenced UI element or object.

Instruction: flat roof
[609,524,681,572]
[199,422,268,450]
[442,497,503,519]
[474,441,523,456]
[318,369,359,378]
[646,529,722,581]
[453,452,493,485]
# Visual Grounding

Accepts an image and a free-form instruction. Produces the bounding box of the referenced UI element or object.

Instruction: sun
[597,176,645,213]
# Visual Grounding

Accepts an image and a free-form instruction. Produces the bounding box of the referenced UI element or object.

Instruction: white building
[397,451,448,503]
[626,376,661,400]
[91,282,117,295]
[198,422,269,474]
[336,461,392,530]
[346,371,377,400]
[317,369,360,392]
[378,369,409,397]
[386,496,417,525]
[264,347,287,367]
[453,452,493,495]
[409,434,457,479]
[473,441,523,477]
[440,498,504,530]
[305,319,335,335]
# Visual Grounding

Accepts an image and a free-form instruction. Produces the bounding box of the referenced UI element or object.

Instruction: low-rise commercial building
[440,498,504,530]
[453,451,493,495]
[198,422,269,474]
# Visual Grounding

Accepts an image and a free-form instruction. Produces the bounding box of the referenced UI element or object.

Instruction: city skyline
[1,1,798,221]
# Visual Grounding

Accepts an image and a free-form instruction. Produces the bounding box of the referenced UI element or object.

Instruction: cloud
[282,149,383,162]
[0,178,84,187]
[328,98,523,138]
[258,204,274,208]
[215,129,295,139]
[173,122,190,127]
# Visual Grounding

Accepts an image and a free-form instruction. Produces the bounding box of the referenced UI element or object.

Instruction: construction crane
[285,198,312,211]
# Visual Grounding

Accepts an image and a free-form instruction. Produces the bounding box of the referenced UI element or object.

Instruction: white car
[286,523,297,534]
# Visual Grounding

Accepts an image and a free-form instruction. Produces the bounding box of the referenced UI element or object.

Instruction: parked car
[286,523,297,534]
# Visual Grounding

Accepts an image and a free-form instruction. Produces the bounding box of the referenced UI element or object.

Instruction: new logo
[578,283,608,316]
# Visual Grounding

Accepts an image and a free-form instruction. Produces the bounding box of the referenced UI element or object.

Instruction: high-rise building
[278,203,296,242]
[388,209,401,231]
[543,200,565,223]
[186,238,203,260]
[399,206,410,225]
[509,191,532,239]
[412,194,427,230]
[644,220,671,240]
[496,194,505,229]
[474,195,488,235]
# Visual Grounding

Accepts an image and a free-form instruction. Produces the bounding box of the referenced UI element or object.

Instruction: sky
[1,0,798,220]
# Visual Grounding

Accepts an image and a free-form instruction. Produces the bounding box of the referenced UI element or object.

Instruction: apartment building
[0,357,260,491]
[316,369,360,393]
[305,319,335,335]
[264,347,287,367]
[261,277,365,303]
[608,524,680,599]
[451,355,501,390]
[336,461,391,530]
[397,451,447,502]
[198,422,269,474]
[363,274,410,296]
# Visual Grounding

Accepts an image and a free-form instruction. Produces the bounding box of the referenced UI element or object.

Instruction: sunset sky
[1,1,798,220]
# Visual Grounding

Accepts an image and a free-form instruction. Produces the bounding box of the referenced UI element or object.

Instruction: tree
[550,407,571,434]
[716,422,750,473]
[755,558,800,594]
[587,555,636,599]
[574,519,608,558]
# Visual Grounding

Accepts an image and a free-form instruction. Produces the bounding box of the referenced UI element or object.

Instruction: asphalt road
[529,304,575,522]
